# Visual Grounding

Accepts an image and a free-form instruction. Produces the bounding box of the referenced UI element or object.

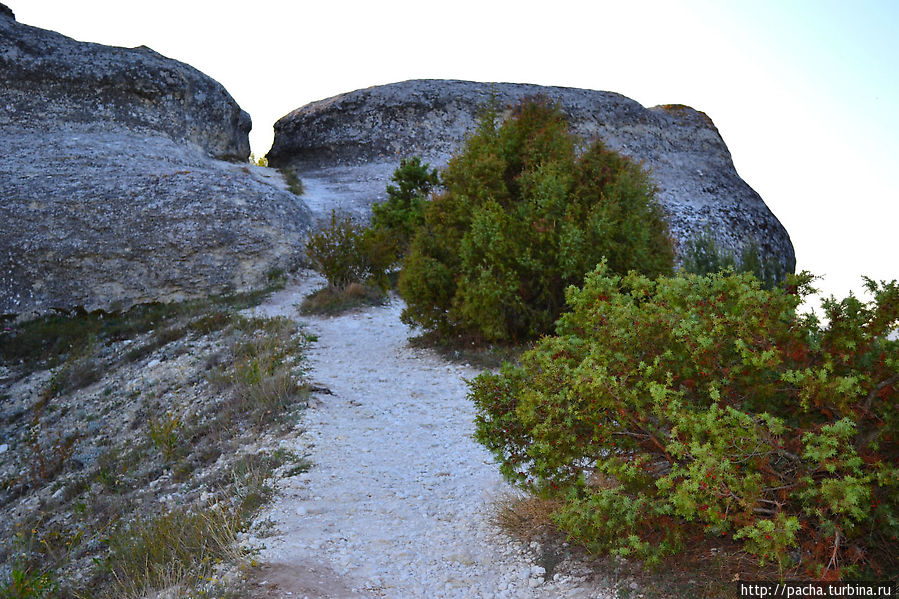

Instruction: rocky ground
[241,275,621,599]
[0,288,315,597]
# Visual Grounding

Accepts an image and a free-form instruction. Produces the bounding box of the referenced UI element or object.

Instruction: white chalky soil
[247,276,610,598]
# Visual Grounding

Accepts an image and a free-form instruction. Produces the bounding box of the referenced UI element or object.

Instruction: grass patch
[123,323,193,364]
[492,491,562,543]
[299,283,386,316]
[102,506,244,599]
[41,349,105,398]
[0,284,283,375]
[209,315,310,429]
[280,168,304,196]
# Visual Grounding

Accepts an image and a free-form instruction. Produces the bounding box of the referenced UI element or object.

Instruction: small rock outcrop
[0,8,311,318]
[268,79,795,273]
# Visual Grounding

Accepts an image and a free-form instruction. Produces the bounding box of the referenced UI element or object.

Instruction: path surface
[247,276,611,598]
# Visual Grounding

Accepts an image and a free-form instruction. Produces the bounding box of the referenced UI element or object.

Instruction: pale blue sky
[11,0,898,309]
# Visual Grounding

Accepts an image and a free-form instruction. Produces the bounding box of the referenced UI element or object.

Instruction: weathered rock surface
[268,79,795,273]
[0,6,249,160]
[0,8,311,318]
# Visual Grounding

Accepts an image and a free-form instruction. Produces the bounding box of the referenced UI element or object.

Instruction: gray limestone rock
[268,79,795,274]
[0,7,248,160]
[0,11,311,318]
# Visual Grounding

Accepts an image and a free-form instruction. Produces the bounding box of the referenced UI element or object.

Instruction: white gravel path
[247,275,612,599]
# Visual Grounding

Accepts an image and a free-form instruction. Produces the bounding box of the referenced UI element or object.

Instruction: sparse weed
[229,453,277,516]
[148,412,183,463]
[1,289,310,598]
[209,316,309,428]
[280,168,304,195]
[492,490,561,542]
[187,310,234,335]
[24,398,79,484]
[0,562,57,598]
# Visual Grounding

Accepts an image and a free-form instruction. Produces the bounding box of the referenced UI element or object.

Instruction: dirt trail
[244,275,610,598]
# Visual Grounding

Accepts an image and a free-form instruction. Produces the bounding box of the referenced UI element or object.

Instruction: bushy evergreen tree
[398,97,674,342]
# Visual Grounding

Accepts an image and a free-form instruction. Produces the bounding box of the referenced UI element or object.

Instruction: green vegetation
[248,152,268,167]
[471,265,898,578]
[370,157,440,258]
[302,210,394,314]
[208,315,310,428]
[0,283,285,375]
[102,506,243,598]
[304,210,387,291]
[299,282,387,315]
[681,227,785,289]
[398,97,674,343]
[281,168,304,196]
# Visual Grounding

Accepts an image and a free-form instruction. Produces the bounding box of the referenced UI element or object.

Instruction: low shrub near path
[471,265,898,579]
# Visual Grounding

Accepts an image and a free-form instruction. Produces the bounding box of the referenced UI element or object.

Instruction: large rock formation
[1,5,249,160]
[0,7,311,318]
[268,79,795,273]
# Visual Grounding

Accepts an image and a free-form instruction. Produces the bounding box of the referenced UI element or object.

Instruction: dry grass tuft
[491,490,562,542]
[104,506,245,599]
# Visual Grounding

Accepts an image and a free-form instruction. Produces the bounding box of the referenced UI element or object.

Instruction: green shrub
[371,157,440,257]
[471,265,898,577]
[148,412,183,462]
[305,210,396,292]
[682,227,785,289]
[398,97,674,343]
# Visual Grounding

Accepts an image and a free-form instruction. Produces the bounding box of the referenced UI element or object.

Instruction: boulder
[267,79,795,274]
[0,9,311,318]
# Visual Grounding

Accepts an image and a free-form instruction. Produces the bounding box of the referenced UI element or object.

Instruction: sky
[10,0,899,311]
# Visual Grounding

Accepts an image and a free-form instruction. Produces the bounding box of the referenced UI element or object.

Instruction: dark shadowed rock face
[268,79,795,274]
[0,10,311,318]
